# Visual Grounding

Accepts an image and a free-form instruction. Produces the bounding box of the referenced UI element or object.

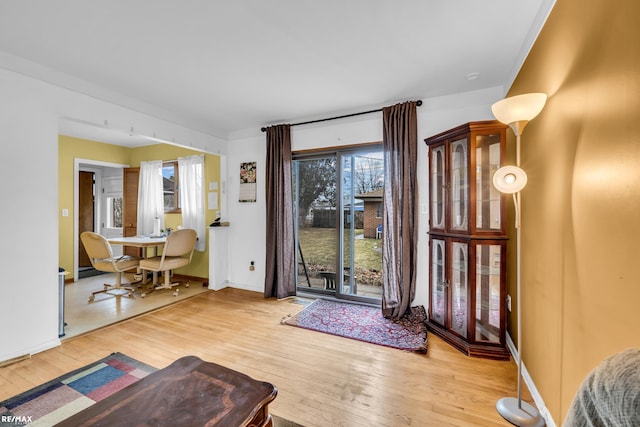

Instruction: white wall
[225,86,504,308]
[0,66,224,363]
[1,70,60,361]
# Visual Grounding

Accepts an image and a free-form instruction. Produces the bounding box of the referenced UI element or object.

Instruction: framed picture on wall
[239,162,256,202]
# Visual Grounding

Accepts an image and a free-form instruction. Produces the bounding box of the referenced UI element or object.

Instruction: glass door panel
[450,138,468,231]
[475,244,501,343]
[293,157,337,293]
[451,241,468,338]
[339,151,383,301]
[430,145,445,229]
[475,134,502,231]
[430,239,446,327]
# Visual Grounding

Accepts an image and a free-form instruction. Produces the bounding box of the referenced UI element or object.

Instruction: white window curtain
[179,155,206,251]
[137,160,165,236]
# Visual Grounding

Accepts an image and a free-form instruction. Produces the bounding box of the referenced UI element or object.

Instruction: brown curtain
[381,101,418,318]
[264,124,297,299]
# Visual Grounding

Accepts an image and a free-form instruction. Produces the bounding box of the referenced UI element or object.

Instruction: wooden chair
[80,231,141,302]
[139,229,197,297]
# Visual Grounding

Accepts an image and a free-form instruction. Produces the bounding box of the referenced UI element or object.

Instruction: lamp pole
[514,127,523,410]
[491,92,547,426]
[495,122,544,427]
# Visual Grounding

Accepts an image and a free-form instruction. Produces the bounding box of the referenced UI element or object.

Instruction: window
[102,175,123,229]
[163,161,180,212]
[376,202,383,218]
[105,197,123,228]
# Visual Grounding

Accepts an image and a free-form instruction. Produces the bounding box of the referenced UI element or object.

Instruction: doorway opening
[77,170,97,278]
[73,159,128,279]
[293,146,383,305]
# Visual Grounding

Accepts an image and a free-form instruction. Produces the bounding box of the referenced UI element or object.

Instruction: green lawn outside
[297,227,382,273]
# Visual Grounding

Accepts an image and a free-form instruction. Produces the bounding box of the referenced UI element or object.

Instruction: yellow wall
[58,136,131,278]
[58,136,221,281]
[505,0,640,422]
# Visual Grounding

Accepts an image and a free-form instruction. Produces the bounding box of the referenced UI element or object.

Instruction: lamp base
[496,397,545,427]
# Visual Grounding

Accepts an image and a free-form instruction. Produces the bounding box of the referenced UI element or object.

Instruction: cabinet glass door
[430,239,446,327]
[475,134,502,231]
[451,241,468,338]
[430,144,446,230]
[475,243,502,343]
[450,138,468,231]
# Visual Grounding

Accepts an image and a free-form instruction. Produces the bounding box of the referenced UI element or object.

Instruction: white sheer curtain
[178,155,206,251]
[137,160,165,236]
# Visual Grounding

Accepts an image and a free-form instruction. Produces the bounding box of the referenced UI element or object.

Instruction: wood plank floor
[0,288,536,426]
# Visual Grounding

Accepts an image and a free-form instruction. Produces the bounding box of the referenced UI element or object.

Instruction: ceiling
[0,1,555,146]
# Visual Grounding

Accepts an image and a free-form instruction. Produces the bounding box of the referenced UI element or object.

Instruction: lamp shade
[493,166,527,194]
[491,93,547,125]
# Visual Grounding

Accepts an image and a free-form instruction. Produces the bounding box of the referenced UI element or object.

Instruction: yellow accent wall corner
[58,135,131,279]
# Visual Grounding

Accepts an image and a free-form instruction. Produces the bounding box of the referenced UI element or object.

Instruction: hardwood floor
[0,288,535,426]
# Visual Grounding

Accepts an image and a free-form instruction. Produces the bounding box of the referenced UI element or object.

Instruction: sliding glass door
[293,147,383,304]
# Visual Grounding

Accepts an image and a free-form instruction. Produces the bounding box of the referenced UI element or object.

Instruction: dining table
[108,235,167,286]
[108,235,167,249]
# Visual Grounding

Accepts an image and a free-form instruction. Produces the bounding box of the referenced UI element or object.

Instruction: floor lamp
[491,93,547,427]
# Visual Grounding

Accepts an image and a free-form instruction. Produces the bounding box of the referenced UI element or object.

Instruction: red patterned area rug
[282,299,428,353]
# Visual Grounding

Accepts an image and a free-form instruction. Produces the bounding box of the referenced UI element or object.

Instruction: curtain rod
[260,100,422,132]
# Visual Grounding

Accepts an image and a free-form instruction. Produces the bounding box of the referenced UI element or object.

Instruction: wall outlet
[506,294,512,311]
[249,261,255,271]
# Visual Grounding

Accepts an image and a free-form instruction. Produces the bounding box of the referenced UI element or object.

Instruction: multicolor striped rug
[0,353,156,426]
[1,354,304,427]
[282,299,428,353]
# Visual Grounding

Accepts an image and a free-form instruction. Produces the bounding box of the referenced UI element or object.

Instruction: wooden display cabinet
[425,121,510,360]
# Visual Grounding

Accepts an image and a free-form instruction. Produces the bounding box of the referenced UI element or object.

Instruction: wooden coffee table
[55,355,277,427]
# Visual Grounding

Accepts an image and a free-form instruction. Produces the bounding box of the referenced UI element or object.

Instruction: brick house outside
[357,188,383,238]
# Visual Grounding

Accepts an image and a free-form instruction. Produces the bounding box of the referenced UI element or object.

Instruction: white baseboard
[505,333,557,427]
[0,337,61,366]
[226,282,263,293]
[208,280,229,291]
